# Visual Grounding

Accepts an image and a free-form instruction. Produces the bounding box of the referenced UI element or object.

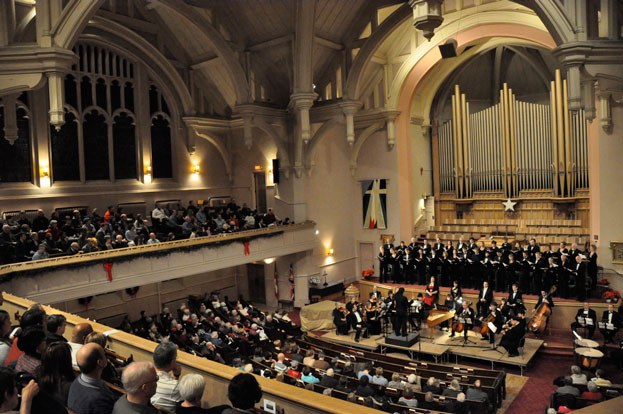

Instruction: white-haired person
[113,361,159,414]
[175,373,228,413]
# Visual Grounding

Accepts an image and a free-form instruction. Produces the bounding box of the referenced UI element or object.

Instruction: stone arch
[349,122,384,176]
[252,119,290,172]
[304,118,344,170]
[511,0,575,45]
[53,0,104,48]
[344,3,411,100]
[83,18,194,117]
[192,128,233,182]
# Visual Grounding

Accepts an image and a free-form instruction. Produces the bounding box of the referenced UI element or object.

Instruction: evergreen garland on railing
[0,231,283,281]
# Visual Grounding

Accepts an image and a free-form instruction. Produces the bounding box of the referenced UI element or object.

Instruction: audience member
[68,343,116,414]
[112,362,159,414]
[45,314,67,345]
[371,367,388,386]
[570,365,587,385]
[38,342,75,406]
[355,375,374,397]
[175,373,226,414]
[387,372,404,390]
[222,373,262,414]
[0,311,13,366]
[301,367,318,384]
[151,342,182,412]
[465,379,489,402]
[319,368,338,388]
[592,369,612,386]
[15,328,46,376]
[0,367,39,414]
[555,376,580,396]
[69,323,94,367]
[580,381,602,401]
[442,379,462,398]
[398,388,418,407]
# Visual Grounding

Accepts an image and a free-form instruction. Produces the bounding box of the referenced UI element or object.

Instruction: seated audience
[68,343,117,414]
[222,373,262,414]
[113,362,159,414]
[423,376,441,394]
[151,342,182,412]
[419,391,438,411]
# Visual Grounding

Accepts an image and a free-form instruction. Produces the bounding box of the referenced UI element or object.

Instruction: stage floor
[317,326,543,374]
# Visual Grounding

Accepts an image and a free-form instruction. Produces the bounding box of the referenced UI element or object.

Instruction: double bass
[528,286,556,334]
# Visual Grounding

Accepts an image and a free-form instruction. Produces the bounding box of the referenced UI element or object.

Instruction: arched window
[51,111,80,182]
[151,114,172,179]
[83,109,109,181]
[113,112,137,179]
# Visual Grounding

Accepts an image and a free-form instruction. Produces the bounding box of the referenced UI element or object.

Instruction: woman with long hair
[38,342,75,405]
[0,311,13,366]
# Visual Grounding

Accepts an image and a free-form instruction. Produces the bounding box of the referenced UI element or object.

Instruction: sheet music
[577,316,585,324]
[487,322,497,333]
[585,318,593,326]
[465,318,472,324]
[606,323,615,330]
[598,322,606,329]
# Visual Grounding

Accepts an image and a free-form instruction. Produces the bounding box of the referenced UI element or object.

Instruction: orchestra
[334,240,619,355]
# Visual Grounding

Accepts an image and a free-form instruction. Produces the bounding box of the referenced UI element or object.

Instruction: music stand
[448,318,478,347]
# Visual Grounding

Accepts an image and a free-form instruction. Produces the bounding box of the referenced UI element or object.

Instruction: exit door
[247,264,266,304]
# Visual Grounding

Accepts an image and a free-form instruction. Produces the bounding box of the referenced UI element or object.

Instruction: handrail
[0,221,315,277]
[1,292,377,414]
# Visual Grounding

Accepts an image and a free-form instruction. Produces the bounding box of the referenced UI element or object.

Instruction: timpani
[574,347,604,370]
[574,338,599,349]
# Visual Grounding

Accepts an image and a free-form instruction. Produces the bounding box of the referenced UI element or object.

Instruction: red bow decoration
[103,262,114,282]
[243,241,250,255]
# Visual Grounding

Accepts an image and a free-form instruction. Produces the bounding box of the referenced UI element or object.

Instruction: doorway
[247,264,266,304]
[254,172,267,214]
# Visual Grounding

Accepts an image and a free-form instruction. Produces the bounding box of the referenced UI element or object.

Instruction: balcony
[0,222,316,303]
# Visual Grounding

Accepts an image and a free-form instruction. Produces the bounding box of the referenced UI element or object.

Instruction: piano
[426,304,455,341]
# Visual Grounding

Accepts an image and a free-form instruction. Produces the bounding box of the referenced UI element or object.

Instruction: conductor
[394,287,409,337]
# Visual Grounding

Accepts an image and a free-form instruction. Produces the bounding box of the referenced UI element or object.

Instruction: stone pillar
[339,100,362,146]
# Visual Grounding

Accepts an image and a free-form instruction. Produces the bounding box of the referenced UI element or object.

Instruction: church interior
[0,0,623,413]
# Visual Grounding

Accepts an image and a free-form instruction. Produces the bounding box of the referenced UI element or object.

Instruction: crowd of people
[0,200,290,265]
[550,365,617,412]
[377,236,598,301]
[0,292,269,414]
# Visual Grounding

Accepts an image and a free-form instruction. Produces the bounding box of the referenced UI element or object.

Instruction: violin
[500,320,519,335]
[528,286,556,334]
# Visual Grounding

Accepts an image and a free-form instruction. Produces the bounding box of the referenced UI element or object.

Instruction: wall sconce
[40,166,50,188]
[144,164,152,184]
[253,165,263,172]
[193,163,200,175]
[264,258,275,264]
[327,248,334,257]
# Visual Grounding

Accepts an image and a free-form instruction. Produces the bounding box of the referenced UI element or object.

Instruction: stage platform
[317,326,542,374]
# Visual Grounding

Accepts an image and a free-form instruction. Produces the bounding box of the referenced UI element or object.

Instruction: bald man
[113,362,159,414]
[68,343,117,414]
[69,323,94,367]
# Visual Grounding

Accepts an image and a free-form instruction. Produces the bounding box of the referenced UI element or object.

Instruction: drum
[574,338,599,349]
[574,347,604,370]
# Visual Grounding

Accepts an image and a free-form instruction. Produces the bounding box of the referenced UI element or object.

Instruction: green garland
[1,231,283,281]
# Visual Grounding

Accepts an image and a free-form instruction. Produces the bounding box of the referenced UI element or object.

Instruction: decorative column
[339,100,362,146]
[383,110,400,150]
[289,92,316,144]
[1,94,18,144]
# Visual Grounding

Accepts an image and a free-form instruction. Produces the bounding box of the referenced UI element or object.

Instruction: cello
[528,286,557,334]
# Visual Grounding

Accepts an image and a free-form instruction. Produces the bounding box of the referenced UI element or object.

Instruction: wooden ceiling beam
[248,33,293,52]
[314,35,343,51]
